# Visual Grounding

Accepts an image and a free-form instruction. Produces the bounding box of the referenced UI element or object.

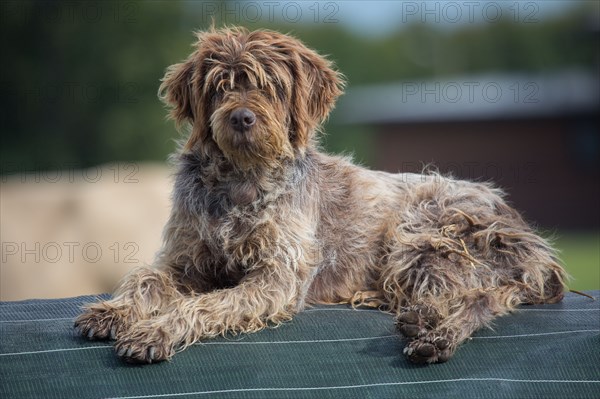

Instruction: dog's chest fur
[172,152,305,266]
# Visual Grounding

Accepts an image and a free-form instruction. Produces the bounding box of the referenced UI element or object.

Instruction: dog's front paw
[403,333,454,364]
[74,302,126,341]
[115,323,175,364]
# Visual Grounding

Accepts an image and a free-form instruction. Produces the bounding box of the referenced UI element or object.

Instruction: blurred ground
[0,163,171,300]
[1,163,597,300]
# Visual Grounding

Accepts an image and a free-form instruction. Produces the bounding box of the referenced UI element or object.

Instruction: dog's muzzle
[230,108,256,132]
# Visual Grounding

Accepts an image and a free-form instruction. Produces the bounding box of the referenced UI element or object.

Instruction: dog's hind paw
[403,333,454,364]
[396,304,440,339]
[396,305,455,364]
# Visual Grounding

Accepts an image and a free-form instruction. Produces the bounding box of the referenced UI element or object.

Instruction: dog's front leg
[74,266,182,341]
[114,263,301,363]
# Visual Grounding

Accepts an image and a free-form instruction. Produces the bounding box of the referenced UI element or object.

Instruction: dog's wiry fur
[75,27,566,364]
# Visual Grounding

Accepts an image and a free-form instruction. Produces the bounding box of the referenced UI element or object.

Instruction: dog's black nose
[230,108,256,131]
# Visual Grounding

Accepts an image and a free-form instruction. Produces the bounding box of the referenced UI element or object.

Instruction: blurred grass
[556,232,600,291]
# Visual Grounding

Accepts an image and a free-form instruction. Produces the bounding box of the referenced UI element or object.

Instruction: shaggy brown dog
[75,27,566,364]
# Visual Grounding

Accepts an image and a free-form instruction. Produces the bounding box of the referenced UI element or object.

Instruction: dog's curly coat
[75,27,566,364]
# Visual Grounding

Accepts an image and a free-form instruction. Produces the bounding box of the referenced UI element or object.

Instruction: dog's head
[159,27,344,169]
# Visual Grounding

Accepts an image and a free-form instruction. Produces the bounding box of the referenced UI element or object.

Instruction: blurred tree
[0,1,196,172]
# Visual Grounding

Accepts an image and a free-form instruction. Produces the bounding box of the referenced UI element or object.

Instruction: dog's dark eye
[211,91,223,105]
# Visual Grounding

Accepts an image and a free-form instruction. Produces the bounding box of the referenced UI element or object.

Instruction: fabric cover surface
[1,291,599,399]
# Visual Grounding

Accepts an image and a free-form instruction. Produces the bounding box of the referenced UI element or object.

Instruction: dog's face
[159,27,344,169]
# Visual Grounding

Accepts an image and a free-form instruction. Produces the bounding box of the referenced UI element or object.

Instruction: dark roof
[334,70,599,125]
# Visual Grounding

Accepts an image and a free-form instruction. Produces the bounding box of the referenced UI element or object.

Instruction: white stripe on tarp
[515,308,599,312]
[1,307,598,323]
[1,329,598,357]
[304,308,600,313]
[0,317,73,323]
[0,298,104,307]
[0,345,111,356]
[198,335,398,345]
[107,378,600,399]
[473,329,600,339]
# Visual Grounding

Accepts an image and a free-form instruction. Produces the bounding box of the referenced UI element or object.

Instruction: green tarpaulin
[1,291,599,398]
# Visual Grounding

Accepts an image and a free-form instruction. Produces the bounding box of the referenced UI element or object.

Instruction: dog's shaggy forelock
[75,26,567,365]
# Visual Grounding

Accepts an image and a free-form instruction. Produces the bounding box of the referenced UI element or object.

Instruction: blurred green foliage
[556,232,600,291]
[0,1,597,173]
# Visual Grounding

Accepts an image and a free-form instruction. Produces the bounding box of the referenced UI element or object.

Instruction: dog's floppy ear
[288,42,345,148]
[158,58,196,127]
[159,55,212,153]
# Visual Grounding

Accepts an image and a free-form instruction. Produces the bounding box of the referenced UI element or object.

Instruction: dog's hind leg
[394,254,565,364]
[380,177,567,364]
[384,244,563,364]
[380,246,516,363]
